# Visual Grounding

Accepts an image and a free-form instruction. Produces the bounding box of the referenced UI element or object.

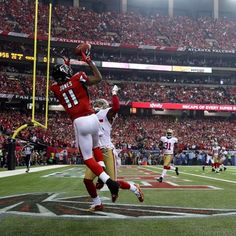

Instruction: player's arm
[158,141,164,150]
[107,85,120,122]
[174,142,178,155]
[81,52,102,85]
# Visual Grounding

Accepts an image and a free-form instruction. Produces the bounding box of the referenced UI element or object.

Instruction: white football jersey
[212,146,221,156]
[160,136,178,155]
[96,108,114,149]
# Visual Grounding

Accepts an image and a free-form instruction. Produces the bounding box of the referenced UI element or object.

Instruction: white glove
[112,85,119,95]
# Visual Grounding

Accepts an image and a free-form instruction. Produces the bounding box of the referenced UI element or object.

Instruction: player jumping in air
[157,129,179,183]
[83,85,144,211]
[50,49,119,202]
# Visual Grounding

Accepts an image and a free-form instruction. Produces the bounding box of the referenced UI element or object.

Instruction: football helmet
[166,129,173,139]
[51,64,73,84]
[93,99,109,112]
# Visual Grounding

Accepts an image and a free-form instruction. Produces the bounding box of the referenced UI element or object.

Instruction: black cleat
[175,167,179,176]
[106,179,119,202]
[158,177,163,183]
[202,166,205,171]
[224,167,227,171]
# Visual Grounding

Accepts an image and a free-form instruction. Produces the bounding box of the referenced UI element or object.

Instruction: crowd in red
[0,0,236,50]
[112,115,236,150]
[1,72,235,105]
[0,110,235,150]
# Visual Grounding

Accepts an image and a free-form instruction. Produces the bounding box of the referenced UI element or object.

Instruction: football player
[83,85,144,211]
[212,142,221,173]
[50,52,119,202]
[22,142,34,173]
[202,150,214,171]
[219,147,227,171]
[157,129,179,183]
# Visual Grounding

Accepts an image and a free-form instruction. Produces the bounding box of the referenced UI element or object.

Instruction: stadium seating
[1,73,235,104]
[0,1,236,50]
[0,110,235,151]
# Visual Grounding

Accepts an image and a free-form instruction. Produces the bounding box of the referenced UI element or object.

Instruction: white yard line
[0,165,67,178]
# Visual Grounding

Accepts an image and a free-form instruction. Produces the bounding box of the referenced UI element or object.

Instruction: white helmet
[166,129,173,139]
[93,99,109,112]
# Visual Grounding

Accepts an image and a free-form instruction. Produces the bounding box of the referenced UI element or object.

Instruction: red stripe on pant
[84,158,104,176]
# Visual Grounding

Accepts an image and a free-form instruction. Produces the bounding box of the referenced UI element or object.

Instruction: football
[75,43,91,56]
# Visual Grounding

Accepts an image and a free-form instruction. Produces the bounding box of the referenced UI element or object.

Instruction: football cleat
[175,167,179,175]
[106,179,119,203]
[134,184,144,202]
[158,176,163,183]
[89,204,104,212]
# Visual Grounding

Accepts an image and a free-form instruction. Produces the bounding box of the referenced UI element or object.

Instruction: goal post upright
[8,1,53,170]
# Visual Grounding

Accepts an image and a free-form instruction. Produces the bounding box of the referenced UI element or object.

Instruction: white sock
[99,172,110,183]
[170,166,175,170]
[161,169,167,178]
[92,196,102,206]
[129,184,137,193]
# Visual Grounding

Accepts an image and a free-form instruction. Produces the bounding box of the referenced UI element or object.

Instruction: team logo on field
[0,193,235,219]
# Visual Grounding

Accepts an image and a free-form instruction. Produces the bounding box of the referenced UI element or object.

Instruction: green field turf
[0,165,235,236]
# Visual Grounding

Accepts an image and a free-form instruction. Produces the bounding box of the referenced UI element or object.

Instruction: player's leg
[25,154,30,173]
[158,155,170,182]
[219,158,226,171]
[104,148,144,202]
[74,115,119,202]
[84,167,103,211]
[214,156,220,173]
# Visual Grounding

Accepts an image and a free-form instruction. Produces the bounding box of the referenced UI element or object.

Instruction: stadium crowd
[1,72,236,105]
[0,110,235,151]
[0,0,236,50]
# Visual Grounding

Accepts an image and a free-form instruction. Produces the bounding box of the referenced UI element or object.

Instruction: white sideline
[0,165,67,178]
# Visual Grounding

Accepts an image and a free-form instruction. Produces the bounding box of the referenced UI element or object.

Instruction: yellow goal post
[12,0,52,139]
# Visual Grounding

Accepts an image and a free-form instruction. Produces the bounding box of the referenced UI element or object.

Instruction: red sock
[83,179,97,198]
[117,180,130,189]
[84,158,104,176]
[93,147,104,162]
[164,166,171,170]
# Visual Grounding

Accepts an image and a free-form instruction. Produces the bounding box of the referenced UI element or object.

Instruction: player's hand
[112,85,119,95]
[81,52,92,64]
[62,56,70,66]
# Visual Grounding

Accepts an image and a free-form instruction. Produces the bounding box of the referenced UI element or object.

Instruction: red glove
[81,52,92,64]
[62,56,70,66]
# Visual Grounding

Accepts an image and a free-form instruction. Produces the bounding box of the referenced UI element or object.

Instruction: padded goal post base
[7,139,16,170]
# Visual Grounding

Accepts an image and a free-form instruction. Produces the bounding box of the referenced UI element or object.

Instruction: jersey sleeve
[160,136,165,142]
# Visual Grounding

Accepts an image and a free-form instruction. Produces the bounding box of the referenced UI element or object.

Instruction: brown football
[75,43,91,56]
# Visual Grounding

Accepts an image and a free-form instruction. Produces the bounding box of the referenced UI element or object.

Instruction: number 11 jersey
[50,71,94,121]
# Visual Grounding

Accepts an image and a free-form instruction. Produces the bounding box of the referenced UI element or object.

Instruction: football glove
[81,52,92,64]
[112,85,119,95]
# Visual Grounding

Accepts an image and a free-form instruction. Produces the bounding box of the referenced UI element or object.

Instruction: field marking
[176,171,236,184]
[41,166,85,178]
[0,165,67,178]
[0,193,236,220]
[148,166,236,184]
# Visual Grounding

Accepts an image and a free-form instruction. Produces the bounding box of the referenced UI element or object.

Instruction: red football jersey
[50,71,94,121]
